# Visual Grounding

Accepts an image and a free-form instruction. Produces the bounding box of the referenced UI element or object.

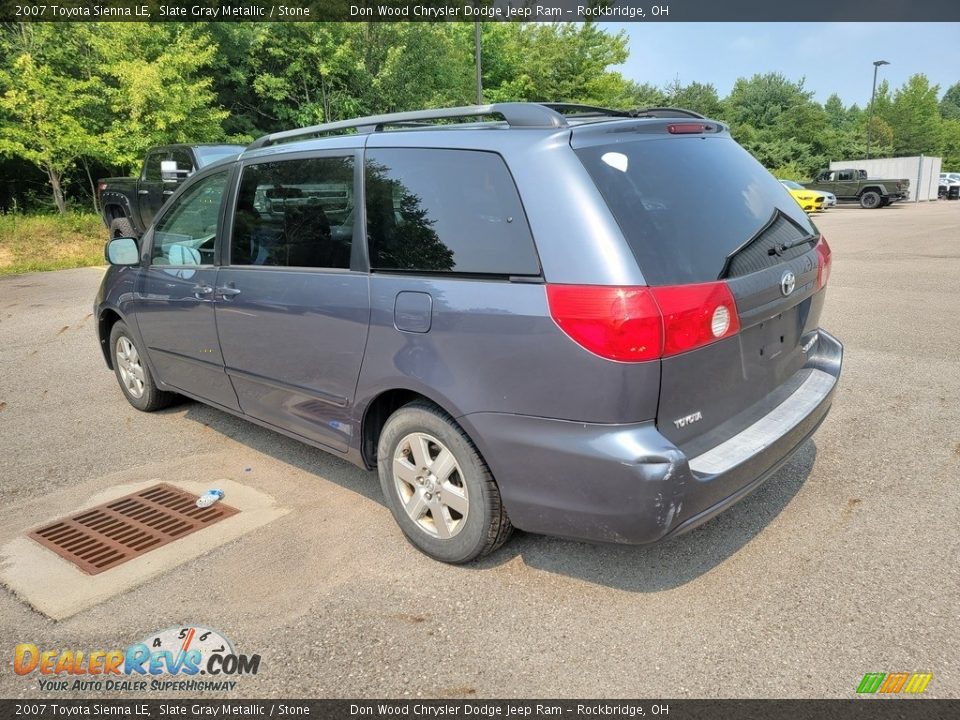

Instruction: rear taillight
[546,281,740,362]
[96,182,108,196]
[815,235,832,290]
[652,282,741,356]
[545,285,662,361]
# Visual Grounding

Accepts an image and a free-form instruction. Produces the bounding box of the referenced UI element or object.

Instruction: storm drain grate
[28,484,239,575]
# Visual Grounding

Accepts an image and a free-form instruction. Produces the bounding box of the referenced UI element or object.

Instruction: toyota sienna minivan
[96,103,842,563]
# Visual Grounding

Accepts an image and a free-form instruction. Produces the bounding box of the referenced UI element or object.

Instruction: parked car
[98,144,245,239]
[940,172,960,183]
[939,176,960,200]
[778,180,828,212]
[95,103,842,563]
[805,168,909,208]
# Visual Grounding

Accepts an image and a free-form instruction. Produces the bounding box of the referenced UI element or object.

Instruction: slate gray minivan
[96,103,842,563]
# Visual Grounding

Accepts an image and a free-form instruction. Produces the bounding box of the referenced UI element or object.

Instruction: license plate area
[740,305,805,380]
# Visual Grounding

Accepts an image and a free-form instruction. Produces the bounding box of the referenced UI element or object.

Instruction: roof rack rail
[628,107,706,119]
[539,103,633,118]
[247,102,569,149]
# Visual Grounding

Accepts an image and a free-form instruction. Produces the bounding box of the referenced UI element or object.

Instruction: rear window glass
[575,137,817,285]
[365,148,540,276]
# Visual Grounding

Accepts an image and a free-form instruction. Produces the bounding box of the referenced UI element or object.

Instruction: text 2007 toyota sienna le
[96,103,842,563]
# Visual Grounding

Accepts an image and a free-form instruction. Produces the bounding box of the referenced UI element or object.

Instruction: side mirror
[105,237,139,266]
[160,160,191,183]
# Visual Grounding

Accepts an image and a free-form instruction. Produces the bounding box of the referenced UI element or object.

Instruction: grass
[0,212,106,276]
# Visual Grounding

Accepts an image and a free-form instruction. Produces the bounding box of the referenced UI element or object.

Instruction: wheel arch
[100,191,135,224]
[102,203,126,222]
[359,387,468,471]
[97,308,124,369]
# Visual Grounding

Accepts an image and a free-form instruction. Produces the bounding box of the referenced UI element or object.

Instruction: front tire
[377,401,513,563]
[860,191,882,209]
[109,321,177,412]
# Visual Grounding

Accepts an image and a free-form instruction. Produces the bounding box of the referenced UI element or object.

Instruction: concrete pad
[0,479,288,620]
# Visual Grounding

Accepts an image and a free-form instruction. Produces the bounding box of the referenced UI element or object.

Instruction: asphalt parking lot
[1,201,958,699]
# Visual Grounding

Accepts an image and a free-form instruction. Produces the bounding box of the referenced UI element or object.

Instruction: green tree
[885,74,943,157]
[91,24,232,170]
[482,22,635,106]
[0,46,103,213]
[723,73,828,176]
[663,80,723,118]
[941,119,960,169]
[939,82,960,120]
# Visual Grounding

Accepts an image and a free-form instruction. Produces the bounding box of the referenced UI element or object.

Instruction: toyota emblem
[780,271,796,297]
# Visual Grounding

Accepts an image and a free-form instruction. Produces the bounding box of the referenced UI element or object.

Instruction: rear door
[574,129,827,450]
[214,150,369,453]
[836,169,857,197]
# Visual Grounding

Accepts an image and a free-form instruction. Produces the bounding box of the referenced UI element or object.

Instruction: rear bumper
[462,329,842,545]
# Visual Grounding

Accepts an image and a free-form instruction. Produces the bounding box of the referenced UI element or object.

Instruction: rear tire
[860,191,882,209]
[377,401,513,563]
[109,321,177,412]
[109,217,136,238]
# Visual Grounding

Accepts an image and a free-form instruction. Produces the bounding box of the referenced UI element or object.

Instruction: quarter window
[231,157,355,269]
[151,171,228,266]
[364,148,540,276]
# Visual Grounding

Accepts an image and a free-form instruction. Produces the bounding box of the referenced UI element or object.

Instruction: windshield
[194,145,244,167]
[576,136,817,285]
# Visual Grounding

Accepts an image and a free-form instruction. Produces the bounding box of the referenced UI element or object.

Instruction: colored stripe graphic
[903,674,933,694]
[879,672,909,693]
[857,672,932,694]
[857,673,886,693]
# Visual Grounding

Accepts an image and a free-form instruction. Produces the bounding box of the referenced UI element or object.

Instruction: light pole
[866,60,890,160]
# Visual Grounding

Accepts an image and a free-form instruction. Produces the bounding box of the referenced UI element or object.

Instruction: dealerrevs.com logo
[14,626,260,693]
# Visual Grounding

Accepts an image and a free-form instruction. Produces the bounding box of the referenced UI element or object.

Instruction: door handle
[162,190,174,196]
[217,286,241,299]
[192,285,214,299]
[138,189,149,195]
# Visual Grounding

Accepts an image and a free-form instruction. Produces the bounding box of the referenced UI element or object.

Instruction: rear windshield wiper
[768,234,818,256]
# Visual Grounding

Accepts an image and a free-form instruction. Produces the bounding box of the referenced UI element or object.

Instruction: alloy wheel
[392,432,469,539]
[115,336,145,399]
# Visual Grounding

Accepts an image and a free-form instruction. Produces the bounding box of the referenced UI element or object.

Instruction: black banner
[2,0,960,23]
[1,700,959,720]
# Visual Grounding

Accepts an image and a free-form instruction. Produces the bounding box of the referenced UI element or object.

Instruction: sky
[609,22,960,106]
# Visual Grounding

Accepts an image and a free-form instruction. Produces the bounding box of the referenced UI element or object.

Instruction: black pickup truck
[98,144,244,237]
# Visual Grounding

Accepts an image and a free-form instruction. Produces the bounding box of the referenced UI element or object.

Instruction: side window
[231,156,354,269]
[143,152,165,182]
[151,171,228,266]
[364,148,540,276]
[170,149,195,176]
[838,170,853,181]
